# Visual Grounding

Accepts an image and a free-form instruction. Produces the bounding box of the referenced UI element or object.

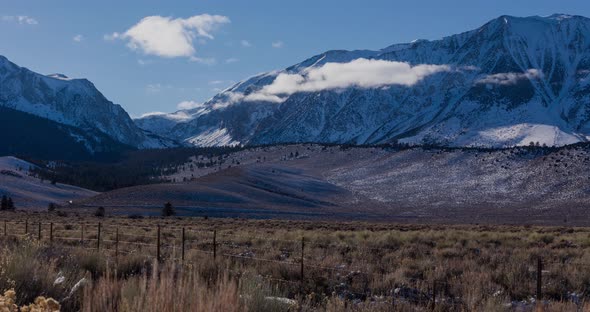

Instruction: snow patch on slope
[186,128,240,146]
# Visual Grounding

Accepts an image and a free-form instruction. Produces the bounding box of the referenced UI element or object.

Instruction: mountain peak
[0,54,179,150]
[137,13,590,148]
[493,13,589,25]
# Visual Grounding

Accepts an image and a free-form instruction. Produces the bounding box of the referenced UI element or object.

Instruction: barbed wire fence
[0,218,587,309]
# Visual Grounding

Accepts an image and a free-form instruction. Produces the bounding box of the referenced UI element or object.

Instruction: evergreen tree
[162,202,175,217]
[95,206,105,217]
[48,203,57,212]
[7,197,14,211]
[0,195,7,210]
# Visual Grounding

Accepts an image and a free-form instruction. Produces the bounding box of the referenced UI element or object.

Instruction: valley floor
[1,211,590,311]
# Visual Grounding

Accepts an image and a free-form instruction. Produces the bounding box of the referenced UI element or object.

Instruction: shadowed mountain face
[137,14,590,148]
[0,106,133,160]
[79,144,590,225]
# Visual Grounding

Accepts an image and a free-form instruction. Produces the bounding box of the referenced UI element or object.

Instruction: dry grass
[2,211,590,311]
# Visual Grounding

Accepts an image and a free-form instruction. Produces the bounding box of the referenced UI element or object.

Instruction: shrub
[94,207,105,218]
[0,289,60,312]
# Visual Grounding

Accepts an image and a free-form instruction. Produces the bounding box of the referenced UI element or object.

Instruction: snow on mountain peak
[549,14,574,21]
[0,54,177,150]
[136,14,590,148]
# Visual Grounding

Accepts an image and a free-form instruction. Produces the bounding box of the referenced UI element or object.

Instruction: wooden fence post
[49,223,53,244]
[181,227,185,262]
[25,219,28,235]
[115,227,119,261]
[300,236,305,291]
[81,224,84,243]
[37,222,41,241]
[97,222,101,251]
[432,280,437,311]
[157,225,161,262]
[213,230,217,260]
[3,220,6,236]
[537,257,543,300]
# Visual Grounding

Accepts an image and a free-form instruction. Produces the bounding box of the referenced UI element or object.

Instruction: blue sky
[1,0,590,117]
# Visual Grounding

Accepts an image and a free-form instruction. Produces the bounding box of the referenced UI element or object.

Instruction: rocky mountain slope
[136,14,590,148]
[0,55,176,153]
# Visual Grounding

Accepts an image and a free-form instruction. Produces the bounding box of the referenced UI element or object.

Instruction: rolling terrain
[0,156,97,209]
[79,144,590,225]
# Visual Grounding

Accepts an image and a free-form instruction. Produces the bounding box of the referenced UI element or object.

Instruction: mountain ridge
[135,14,590,148]
[0,55,177,152]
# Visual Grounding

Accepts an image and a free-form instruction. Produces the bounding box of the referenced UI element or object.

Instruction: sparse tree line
[27,145,244,192]
[20,141,590,192]
[92,202,175,218]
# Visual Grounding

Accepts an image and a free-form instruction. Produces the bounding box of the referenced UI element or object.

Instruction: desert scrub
[6,213,590,310]
[0,289,17,312]
[0,289,60,312]
[0,238,64,305]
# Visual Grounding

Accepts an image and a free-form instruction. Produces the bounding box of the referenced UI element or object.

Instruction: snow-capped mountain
[0,55,176,151]
[136,14,590,147]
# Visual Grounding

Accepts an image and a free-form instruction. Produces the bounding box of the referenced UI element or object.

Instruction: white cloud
[106,14,230,59]
[73,34,84,42]
[138,111,169,118]
[244,92,284,103]
[2,15,38,25]
[271,41,284,48]
[177,100,204,110]
[240,40,252,47]
[225,57,239,64]
[209,91,247,109]
[203,59,451,109]
[477,69,543,86]
[242,59,450,103]
[138,111,194,122]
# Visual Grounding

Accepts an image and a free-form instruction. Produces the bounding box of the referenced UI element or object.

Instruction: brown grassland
[1,211,590,311]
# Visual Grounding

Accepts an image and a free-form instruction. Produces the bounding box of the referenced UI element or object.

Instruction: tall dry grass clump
[82,262,241,312]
